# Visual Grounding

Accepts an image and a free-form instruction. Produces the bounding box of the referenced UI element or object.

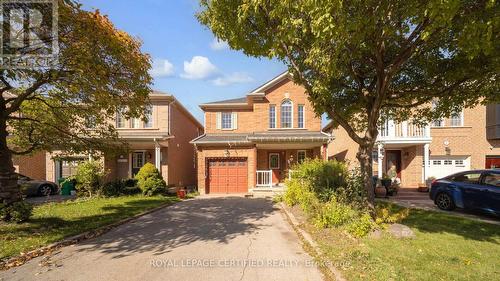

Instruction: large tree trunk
[0,116,21,205]
[356,142,375,212]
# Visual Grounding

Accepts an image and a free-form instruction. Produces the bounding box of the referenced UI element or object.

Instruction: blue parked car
[430,170,500,215]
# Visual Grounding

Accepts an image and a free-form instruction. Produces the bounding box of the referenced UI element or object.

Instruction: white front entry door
[429,156,471,179]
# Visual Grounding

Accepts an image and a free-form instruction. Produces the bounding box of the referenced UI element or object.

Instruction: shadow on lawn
[400,207,500,243]
[75,197,276,259]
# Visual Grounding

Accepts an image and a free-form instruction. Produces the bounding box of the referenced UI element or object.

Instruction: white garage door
[429,156,470,179]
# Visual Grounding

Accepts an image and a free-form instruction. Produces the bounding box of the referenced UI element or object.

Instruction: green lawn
[0,195,178,260]
[305,203,500,281]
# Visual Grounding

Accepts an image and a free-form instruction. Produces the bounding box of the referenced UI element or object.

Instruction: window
[144,105,153,128]
[281,99,293,128]
[297,104,305,128]
[269,153,280,169]
[132,152,144,168]
[449,172,481,184]
[482,173,500,187]
[85,116,96,129]
[221,112,232,129]
[432,119,444,127]
[269,105,276,128]
[116,107,126,128]
[450,111,463,126]
[455,160,464,167]
[297,150,306,164]
[444,160,453,165]
[131,118,141,128]
[432,160,442,165]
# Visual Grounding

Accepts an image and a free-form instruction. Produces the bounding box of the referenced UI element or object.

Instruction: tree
[198,0,499,210]
[0,0,152,205]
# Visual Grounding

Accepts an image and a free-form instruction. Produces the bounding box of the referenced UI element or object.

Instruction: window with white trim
[144,105,153,128]
[431,100,444,127]
[269,105,276,128]
[444,160,453,165]
[221,112,232,129]
[455,160,464,166]
[269,153,280,169]
[131,118,141,128]
[433,160,442,165]
[297,104,305,128]
[116,107,126,128]
[297,150,306,164]
[450,111,463,126]
[281,99,293,128]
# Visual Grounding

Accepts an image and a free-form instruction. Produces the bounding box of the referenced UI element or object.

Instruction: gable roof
[199,71,292,110]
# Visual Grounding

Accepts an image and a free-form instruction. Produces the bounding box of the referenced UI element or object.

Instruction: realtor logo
[0,0,58,69]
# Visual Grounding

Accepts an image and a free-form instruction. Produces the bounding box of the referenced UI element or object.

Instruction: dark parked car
[430,170,500,215]
[17,174,59,196]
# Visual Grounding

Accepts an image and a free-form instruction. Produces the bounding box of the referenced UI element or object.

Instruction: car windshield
[483,173,500,187]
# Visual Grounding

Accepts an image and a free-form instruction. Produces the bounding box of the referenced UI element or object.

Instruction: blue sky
[80,0,287,123]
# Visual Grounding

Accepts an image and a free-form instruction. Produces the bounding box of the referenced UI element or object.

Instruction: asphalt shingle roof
[191,131,332,145]
[202,97,247,105]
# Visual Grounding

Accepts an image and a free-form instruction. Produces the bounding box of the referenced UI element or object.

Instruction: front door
[385,150,402,178]
[131,151,145,177]
[269,152,281,184]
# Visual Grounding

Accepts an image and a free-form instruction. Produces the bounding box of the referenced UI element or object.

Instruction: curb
[280,203,346,281]
[0,200,179,271]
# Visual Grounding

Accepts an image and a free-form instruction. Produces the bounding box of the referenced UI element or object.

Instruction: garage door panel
[429,156,470,179]
[207,158,248,194]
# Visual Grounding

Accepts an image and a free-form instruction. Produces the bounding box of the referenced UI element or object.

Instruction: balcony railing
[256,170,272,188]
[379,120,431,141]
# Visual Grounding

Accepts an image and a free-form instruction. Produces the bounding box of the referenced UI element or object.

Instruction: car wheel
[38,185,53,196]
[435,192,455,211]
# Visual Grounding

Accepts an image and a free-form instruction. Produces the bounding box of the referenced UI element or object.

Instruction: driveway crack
[239,234,253,281]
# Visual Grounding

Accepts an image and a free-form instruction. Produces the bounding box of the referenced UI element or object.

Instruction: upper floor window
[116,107,126,128]
[281,99,293,128]
[221,112,232,129]
[297,104,305,128]
[217,112,238,130]
[144,105,153,128]
[131,118,141,128]
[450,111,463,126]
[269,105,276,128]
[432,119,444,127]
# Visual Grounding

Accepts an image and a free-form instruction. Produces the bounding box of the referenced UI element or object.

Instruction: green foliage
[0,201,33,223]
[346,213,376,238]
[313,197,357,228]
[101,179,141,197]
[135,163,167,196]
[72,161,108,197]
[375,203,410,225]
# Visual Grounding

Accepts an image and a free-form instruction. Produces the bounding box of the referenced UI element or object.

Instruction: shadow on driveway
[76,197,276,259]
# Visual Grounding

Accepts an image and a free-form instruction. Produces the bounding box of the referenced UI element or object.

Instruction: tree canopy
[0,0,152,205]
[198,0,499,207]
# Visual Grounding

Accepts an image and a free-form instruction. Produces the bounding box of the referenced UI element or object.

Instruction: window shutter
[232,112,238,129]
[216,112,222,130]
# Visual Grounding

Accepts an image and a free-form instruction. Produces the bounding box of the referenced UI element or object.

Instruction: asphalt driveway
[0,197,324,281]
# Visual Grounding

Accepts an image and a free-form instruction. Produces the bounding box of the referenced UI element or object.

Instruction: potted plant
[381,173,392,195]
[423,177,436,192]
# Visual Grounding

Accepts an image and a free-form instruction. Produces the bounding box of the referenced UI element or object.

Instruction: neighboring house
[14,91,203,188]
[12,151,47,180]
[191,72,332,194]
[324,104,500,187]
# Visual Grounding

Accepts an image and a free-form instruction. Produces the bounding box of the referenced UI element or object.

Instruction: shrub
[283,179,320,215]
[313,197,357,228]
[290,159,348,201]
[101,179,141,197]
[375,204,410,225]
[0,201,33,223]
[135,163,166,196]
[347,213,376,238]
[72,160,107,197]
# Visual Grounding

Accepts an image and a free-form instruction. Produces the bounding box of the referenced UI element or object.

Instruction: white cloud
[180,56,218,80]
[212,72,254,86]
[149,58,174,78]
[210,38,229,51]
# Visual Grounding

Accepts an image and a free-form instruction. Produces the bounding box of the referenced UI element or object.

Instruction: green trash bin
[58,178,75,196]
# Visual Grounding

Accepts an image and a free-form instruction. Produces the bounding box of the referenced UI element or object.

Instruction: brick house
[191,72,332,194]
[324,104,500,187]
[15,91,203,188]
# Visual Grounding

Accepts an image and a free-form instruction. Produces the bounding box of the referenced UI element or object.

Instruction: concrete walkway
[0,197,324,281]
